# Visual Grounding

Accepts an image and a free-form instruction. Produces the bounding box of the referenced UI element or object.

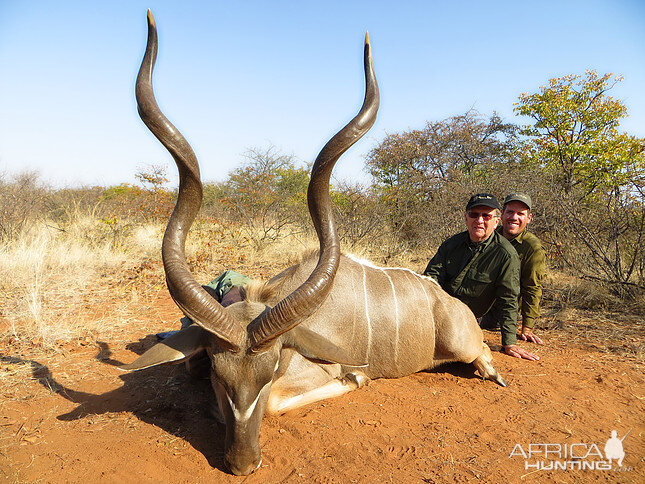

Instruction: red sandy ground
[1,294,643,483]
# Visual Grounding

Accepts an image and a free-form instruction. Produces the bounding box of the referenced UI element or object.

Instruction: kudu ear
[286,326,368,368]
[119,325,208,371]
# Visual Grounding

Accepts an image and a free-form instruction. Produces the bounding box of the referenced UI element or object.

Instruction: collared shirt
[502,227,546,329]
[424,230,520,345]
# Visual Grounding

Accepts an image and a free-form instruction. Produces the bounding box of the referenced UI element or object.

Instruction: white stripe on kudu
[381,268,400,364]
[360,263,372,359]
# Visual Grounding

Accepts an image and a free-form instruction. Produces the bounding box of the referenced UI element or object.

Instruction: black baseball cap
[503,193,532,210]
[465,193,501,211]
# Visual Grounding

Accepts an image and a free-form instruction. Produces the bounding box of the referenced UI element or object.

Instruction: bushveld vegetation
[1,71,643,348]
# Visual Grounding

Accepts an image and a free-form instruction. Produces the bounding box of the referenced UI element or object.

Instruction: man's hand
[503,344,540,361]
[518,326,544,345]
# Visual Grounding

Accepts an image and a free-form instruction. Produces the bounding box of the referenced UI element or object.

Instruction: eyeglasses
[467,211,497,221]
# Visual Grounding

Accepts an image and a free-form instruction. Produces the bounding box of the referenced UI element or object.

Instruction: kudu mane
[240,280,281,306]
[241,250,321,306]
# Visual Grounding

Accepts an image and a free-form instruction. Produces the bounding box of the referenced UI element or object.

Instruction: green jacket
[424,230,521,346]
[503,227,546,329]
[180,270,251,329]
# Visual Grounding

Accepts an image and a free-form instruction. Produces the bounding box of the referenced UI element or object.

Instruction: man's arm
[496,253,520,347]
[518,242,546,345]
[423,244,448,288]
[497,251,540,360]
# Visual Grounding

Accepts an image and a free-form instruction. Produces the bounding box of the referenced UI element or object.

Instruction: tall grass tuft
[0,217,162,345]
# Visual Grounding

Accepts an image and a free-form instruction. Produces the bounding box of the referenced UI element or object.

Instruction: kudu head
[122,10,379,475]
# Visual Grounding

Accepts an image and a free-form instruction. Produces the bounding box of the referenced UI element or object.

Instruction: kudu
[122,10,506,476]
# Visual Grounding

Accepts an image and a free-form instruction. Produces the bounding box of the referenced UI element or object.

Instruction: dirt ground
[1,293,643,483]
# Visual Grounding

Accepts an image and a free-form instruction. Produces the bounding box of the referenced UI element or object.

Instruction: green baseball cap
[503,193,532,210]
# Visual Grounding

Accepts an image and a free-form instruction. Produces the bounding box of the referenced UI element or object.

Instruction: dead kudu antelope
[122,10,506,476]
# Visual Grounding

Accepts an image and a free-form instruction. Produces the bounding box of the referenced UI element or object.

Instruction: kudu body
[123,11,506,476]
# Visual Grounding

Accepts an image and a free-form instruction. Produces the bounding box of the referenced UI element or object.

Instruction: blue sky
[1,0,643,188]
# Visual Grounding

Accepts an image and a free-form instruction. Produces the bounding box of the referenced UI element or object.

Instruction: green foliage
[101,182,143,200]
[219,146,310,247]
[366,110,520,247]
[515,71,645,294]
[99,165,173,223]
[514,71,644,197]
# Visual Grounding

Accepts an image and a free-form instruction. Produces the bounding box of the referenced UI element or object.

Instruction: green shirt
[180,270,251,330]
[503,227,546,329]
[206,270,252,300]
[424,230,521,346]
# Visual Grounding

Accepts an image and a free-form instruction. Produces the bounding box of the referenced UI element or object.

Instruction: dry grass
[539,272,645,361]
[0,218,163,345]
[0,216,318,347]
[1,214,642,366]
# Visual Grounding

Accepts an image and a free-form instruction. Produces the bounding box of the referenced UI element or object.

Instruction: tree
[514,71,643,198]
[331,181,384,250]
[515,71,645,294]
[99,164,173,224]
[219,146,310,247]
[0,170,48,241]
[367,110,517,186]
[366,111,519,248]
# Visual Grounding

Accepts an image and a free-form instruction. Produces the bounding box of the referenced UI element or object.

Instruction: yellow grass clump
[0,218,165,345]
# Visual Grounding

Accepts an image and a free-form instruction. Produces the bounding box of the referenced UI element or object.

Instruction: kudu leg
[266,371,369,415]
[472,344,507,387]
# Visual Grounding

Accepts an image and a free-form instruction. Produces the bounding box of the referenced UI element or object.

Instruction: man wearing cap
[496,193,546,345]
[424,193,539,361]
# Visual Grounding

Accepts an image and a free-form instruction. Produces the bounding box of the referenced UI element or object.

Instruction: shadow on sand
[2,338,502,475]
[1,338,228,473]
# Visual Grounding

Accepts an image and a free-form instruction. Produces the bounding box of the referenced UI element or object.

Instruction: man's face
[502,201,532,239]
[465,205,499,243]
